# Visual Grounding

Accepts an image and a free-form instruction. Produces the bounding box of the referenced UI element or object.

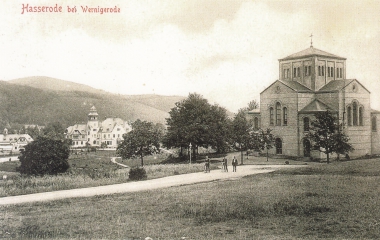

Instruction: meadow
[0,150,212,197]
[1,158,379,239]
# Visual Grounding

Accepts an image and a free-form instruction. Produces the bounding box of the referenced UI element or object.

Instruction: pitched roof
[247,109,260,114]
[99,118,130,133]
[299,99,337,113]
[280,80,313,92]
[0,134,33,143]
[261,80,312,94]
[318,79,370,93]
[280,47,346,61]
[66,124,87,135]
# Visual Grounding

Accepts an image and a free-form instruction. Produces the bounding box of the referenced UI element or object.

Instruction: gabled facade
[0,128,33,153]
[248,46,380,158]
[66,106,132,148]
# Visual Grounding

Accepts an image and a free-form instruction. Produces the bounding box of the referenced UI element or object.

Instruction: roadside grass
[0,161,19,173]
[0,150,211,197]
[1,158,380,239]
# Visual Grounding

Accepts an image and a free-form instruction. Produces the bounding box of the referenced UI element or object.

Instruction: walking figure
[223,157,228,172]
[232,156,238,172]
[204,156,210,173]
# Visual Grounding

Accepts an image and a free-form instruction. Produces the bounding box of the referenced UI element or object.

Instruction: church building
[248,45,380,158]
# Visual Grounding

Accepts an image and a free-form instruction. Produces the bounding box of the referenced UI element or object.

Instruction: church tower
[278,46,346,91]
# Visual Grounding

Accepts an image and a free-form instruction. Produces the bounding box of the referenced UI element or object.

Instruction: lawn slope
[1,159,380,239]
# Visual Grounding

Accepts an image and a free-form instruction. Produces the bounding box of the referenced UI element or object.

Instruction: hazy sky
[1,0,380,112]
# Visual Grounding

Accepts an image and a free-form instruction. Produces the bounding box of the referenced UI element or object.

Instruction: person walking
[223,157,228,172]
[232,156,238,172]
[204,156,210,173]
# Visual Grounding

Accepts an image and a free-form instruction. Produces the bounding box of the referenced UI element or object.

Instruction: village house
[0,128,33,154]
[248,45,380,159]
[66,106,131,148]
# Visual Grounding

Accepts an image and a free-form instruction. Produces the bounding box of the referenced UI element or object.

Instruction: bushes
[18,136,70,176]
[128,167,147,181]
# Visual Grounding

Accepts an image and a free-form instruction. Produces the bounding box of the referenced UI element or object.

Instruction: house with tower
[66,106,131,148]
[248,45,380,159]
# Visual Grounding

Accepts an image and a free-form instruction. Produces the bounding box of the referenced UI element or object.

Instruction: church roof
[318,79,370,93]
[299,99,337,113]
[280,47,346,61]
[261,80,313,94]
[280,80,313,92]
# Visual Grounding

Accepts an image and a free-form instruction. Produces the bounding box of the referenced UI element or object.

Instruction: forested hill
[0,77,186,130]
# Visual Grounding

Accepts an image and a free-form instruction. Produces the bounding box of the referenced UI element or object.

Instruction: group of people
[222,156,238,172]
[204,156,239,173]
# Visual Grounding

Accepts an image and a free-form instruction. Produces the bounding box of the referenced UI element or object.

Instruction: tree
[251,128,274,161]
[25,126,41,140]
[42,122,66,140]
[307,111,353,163]
[231,109,252,164]
[163,93,231,160]
[207,104,232,154]
[18,136,70,175]
[333,127,354,160]
[117,119,163,167]
[247,100,259,111]
[240,100,259,112]
[100,142,108,149]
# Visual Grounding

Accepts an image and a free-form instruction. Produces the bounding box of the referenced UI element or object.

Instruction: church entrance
[275,138,282,154]
[303,139,311,157]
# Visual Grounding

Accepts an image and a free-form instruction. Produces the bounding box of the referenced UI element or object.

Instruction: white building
[66,106,131,148]
[0,128,33,153]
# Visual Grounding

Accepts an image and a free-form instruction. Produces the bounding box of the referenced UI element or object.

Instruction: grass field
[0,150,216,197]
[1,158,379,239]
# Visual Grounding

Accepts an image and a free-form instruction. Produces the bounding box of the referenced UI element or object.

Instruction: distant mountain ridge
[9,76,109,95]
[0,77,186,130]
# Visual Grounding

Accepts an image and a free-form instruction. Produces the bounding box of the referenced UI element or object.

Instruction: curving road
[0,164,304,206]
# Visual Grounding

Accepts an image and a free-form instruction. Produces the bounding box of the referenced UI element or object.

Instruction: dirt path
[0,164,304,206]
[110,157,129,168]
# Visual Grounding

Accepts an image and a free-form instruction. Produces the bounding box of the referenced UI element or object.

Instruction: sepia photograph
[1,0,380,239]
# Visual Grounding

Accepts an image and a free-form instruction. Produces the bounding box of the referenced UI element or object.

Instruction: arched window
[254,117,259,129]
[293,68,296,77]
[359,107,363,126]
[270,107,274,126]
[276,102,281,126]
[340,68,343,78]
[318,66,321,76]
[297,67,300,77]
[275,138,282,154]
[304,66,308,76]
[283,107,288,125]
[308,66,311,76]
[372,116,377,131]
[347,106,352,126]
[304,117,310,132]
[353,102,358,126]
[322,66,325,76]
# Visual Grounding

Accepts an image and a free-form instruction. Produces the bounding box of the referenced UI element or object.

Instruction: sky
[1,0,380,112]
